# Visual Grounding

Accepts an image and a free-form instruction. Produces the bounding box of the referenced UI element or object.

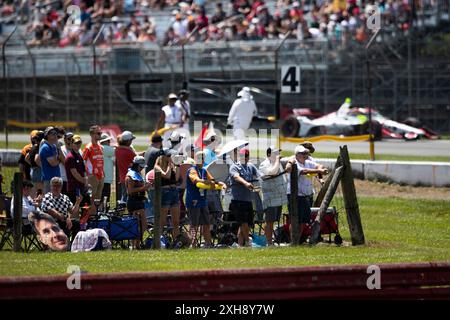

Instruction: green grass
[0,195,449,277]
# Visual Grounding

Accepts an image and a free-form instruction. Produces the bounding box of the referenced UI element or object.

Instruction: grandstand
[1,0,450,132]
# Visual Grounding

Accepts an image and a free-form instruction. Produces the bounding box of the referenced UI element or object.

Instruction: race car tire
[281,116,300,137]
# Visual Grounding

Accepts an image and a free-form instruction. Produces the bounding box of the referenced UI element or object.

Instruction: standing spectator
[285,145,328,243]
[125,156,151,249]
[156,93,186,147]
[38,127,64,193]
[65,135,89,206]
[195,5,209,30]
[26,130,45,197]
[59,132,74,194]
[40,176,82,240]
[115,131,137,203]
[18,130,36,181]
[144,134,164,175]
[175,89,191,133]
[82,125,105,202]
[100,133,114,203]
[186,151,226,248]
[211,2,227,24]
[259,146,287,246]
[229,147,260,247]
[154,149,181,240]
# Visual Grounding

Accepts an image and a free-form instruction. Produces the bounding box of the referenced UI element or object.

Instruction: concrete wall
[2,149,450,187]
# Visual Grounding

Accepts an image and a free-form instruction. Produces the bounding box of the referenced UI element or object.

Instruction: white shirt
[227,98,257,130]
[10,195,36,223]
[162,104,184,127]
[286,159,317,196]
[175,99,191,118]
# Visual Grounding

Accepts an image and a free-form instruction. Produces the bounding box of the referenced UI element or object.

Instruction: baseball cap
[72,135,82,144]
[267,145,281,156]
[64,132,74,139]
[295,145,309,154]
[301,141,315,153]
[30,130,39,139]
[202,131,217,142]
[168,131,186,142]
[178,89,189,96]
[121,130,136,141]
[99,133,112,143]
[133,155,146,167]
[168,93,178,100]
[44,126,58,138]
[151,133,163,143]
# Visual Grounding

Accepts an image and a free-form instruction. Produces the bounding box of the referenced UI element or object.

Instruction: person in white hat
[259,146,288,246]
[168,130,186,153]
[285,145,329,244]
[115,130,137,204]
[156,93,188,148]
[227,87,258,139]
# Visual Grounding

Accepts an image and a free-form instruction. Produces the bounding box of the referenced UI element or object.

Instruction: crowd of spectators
[0,0,432,48]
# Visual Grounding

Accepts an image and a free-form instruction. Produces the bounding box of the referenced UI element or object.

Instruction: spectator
[144,133,164,174]
[168,131,186,154]
[259,146,287,246]
[175,89,191,132]
[186,151,226,248]
[38,127,64,193]
[125,155,151,249]
[82,125,105,203]
[65,135,89,206]
[115,130,137,203]
[59,131,74,194]
[40,176,82,240]
[154,148,181,240]
[227,87,258,140]
[229,147,260,247]
[99,133,114,203]
[26,130,45,197]
[156,93,186,147]
[18,130,36,181]
[285,145,328,244]
[211,2,226,24]
[10,180,43,234]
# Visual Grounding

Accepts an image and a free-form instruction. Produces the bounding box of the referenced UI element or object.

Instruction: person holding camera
[125,156,152,249]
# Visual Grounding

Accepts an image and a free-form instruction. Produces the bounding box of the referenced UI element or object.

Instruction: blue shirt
[185,166,208,209]
[229,162,259,202]
[203,148,217,167]
[39,141,61,181]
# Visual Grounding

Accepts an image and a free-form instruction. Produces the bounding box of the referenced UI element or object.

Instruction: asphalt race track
[2,133,450,157]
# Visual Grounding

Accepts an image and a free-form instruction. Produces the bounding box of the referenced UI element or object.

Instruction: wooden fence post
[310,166,344,245]
[314,156,342,207]
[290,164,300,245]
[340,146,365,245]
[13,172,23,252]
[152,170,161,249]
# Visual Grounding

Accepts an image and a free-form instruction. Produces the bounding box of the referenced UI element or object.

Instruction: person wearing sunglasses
[38,127,64,193]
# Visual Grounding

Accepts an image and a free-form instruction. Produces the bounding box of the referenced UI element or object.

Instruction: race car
[281,99,439,141]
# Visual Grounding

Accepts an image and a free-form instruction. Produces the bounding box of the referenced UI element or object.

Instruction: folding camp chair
[0,196,42,252]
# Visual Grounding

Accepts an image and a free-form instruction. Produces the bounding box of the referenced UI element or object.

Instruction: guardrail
[0,262,448,300]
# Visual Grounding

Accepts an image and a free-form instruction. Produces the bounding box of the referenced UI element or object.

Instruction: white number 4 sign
[281,66,301,93]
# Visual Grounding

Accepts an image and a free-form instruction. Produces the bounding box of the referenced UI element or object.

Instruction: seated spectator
[11,180,43,234]
[40,177,82,240]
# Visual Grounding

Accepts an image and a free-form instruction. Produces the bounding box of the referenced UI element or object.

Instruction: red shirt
[82,142,104,179]
[115,146,136,183]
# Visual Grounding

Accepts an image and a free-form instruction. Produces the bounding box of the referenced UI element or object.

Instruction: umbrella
[217,139,248,157]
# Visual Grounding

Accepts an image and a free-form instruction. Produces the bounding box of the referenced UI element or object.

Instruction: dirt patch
[354,179,450,201]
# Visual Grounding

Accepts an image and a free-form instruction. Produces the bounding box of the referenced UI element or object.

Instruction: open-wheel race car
[281,99,440,141]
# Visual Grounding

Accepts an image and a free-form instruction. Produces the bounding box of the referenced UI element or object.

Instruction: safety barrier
[6,120,78,129]
[0,262,449,300]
